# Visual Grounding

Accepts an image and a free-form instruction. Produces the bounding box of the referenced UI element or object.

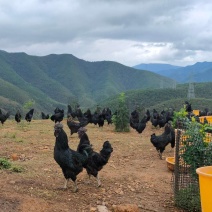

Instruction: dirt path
[0,120,183,212]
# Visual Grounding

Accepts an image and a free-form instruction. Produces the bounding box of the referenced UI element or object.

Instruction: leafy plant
[0,158,24,173]
[23,99,35,110]
[172,108,189,129]
[11,166,24,173]
[181,121,212,179]
[112,93,130,132]
[0,158,12,169]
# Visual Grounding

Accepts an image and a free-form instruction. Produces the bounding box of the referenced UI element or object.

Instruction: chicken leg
[97,174,101,187]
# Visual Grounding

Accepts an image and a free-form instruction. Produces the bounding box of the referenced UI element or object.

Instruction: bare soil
[0,120,183,212]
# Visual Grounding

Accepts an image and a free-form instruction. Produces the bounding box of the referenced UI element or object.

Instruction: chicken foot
[63,179,78,192]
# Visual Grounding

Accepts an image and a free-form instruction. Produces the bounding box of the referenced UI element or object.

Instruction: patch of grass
[3,132,17,139]
[16,122,30,131]
[11,166,25,173]
[15,138,24,143]
[0,158,12,169]
[0,158,24,173]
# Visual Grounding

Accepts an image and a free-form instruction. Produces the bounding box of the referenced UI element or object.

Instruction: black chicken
[84,140,113,187]
[97,114,105,128]
[130,115,147,134]
[150,122,175,159]
[150,114,159,128]
[53,123,93,192]
[102,108,112,125]
[41,112,49,119]
[184,101,192,113]
[0,111,10,125]
[51,107,64,123]
[77,127,90,154]
[67,118,89,135]
[145,109,151,122]
[25,109,34,123]
[15,110,22,123]
[158,114,166,128]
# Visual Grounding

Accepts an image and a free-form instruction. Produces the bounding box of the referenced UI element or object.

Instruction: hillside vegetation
[0,50,175,114]
[99,82,212,113]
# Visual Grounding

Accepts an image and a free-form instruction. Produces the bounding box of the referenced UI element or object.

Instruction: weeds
[0,158,24,173]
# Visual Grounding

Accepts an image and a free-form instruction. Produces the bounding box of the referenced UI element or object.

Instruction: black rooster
[25,109,34,123]
[15,110,22,123]
[150,122,175,159]
[51,107,64,123]
[84,141,113,187]
[53,123,93,192]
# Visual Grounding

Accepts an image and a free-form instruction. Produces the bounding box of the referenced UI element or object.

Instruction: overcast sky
[0,0,212,67]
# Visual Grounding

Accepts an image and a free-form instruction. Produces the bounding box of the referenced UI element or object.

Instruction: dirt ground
[0,119,184,212]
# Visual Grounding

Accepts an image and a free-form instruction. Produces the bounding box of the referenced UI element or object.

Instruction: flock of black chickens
[1,101,211,192]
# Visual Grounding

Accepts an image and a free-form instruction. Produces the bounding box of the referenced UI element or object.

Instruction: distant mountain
[133,62,212,83]
[0,50,176,115]
[164,62,212,83]
[133,63,181,73]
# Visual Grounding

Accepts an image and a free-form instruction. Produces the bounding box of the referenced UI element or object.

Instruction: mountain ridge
[133,61,212,83]
[0,50,175,114]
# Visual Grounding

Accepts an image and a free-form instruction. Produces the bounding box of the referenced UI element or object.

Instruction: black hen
[84,141,113,187]
[15,110,22,123]
[25,109,34,122]
[51,107,64,123]
[0,111,10,125]
[150,114,159,128]
[25,109,34,123]
[158,114,166,128]
[145,109,151,122]
[150,122,175,159]
[130,115,147,134]
[184,101,192,113]
[41,112,49,119]
[77,127,91,154]
[53,123,93,192]
[67,118,88,135]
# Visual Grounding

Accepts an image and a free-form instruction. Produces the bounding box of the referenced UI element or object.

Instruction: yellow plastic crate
[193,110,200,116]
[199,116,212,125]
[204,133,212,143]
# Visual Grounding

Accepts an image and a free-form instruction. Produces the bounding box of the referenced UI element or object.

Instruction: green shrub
[0,158,12,169]
[112,93,130,132]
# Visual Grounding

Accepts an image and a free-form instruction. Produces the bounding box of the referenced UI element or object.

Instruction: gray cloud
[0,0,211,66]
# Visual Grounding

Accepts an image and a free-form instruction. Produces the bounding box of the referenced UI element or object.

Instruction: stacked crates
[199,116,212,126]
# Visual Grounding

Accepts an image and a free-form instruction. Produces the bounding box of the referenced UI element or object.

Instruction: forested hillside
[0,50,175,114]
[99,82,212,113]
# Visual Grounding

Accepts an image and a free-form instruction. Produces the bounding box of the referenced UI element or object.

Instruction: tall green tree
[112,93,130,132]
